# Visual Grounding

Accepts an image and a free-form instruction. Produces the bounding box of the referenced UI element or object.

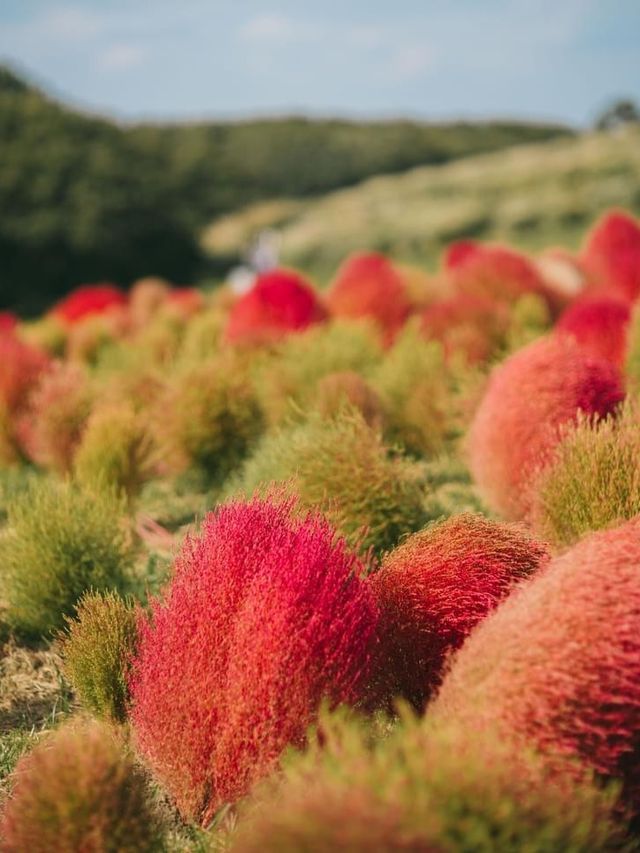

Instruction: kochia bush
[232,708,629,853]
[128,495,380,824]
[1,720,163,852]
[433,517,640,812]
[580,209,640,301]
[531,407,640,547]
[225,269,327,345]
[326,252,412,343]
[370,514,548,709]
[229,410,427,557]
[51,283,128,325]
[60,590,139,723]
[467,335,625,519]
[556,296,630,367]
[0,479,133,638]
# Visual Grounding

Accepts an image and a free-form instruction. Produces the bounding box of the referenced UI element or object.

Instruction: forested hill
[0,65,571,312]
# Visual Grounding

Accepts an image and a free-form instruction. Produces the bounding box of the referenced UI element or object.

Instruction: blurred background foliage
[1,65,570,313]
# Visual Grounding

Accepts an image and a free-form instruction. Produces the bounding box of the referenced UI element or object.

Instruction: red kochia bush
[433,518,640,811]
[581,209,640,301]
[451,244,552,309]
[370,514,548,710]
[0,311,18,333]
[556,296,631,367]
[225,269,327,345]
[468,335,625,520]
[0,333,50,413]
[420,293,508,363]
[52,283,127,325]
[326,252,412,343]
[443,239,480,269]
[128,495,379,825]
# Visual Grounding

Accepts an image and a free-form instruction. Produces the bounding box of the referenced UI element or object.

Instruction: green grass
[203,126,640,278]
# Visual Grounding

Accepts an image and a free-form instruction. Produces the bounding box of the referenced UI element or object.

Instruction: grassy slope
[202,126,640,279]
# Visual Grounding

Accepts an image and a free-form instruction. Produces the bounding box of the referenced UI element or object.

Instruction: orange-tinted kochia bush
[467,335,624,520]
[556,296,630,367]
[370,514,548,709]
[326,252,412,343]
[129,495,380,825]
[433,517,640,813]
[225,269,327,345]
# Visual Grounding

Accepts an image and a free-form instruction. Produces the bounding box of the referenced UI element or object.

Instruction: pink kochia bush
[451,244,552,309]
[555,295,630,368]
[433,517,640,812]
[370,514,548,710]
[225,269,327,345]
[581,209,640,301]
[468,335,624,520]
[128,495,380,825]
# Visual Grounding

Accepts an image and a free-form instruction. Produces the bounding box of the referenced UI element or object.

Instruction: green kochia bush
[0,479,133,638]
[232,708,629,853]
[228,410,427,557]
[255,320,383,427]
[531,407,640,547]
[60,590,139,724]
[372,325,450,457]
[157,352,264,485]
[1,720,164,852]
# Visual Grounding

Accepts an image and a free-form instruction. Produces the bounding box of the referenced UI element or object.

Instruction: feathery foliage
[60,590,138,723]
[0,479,133,637]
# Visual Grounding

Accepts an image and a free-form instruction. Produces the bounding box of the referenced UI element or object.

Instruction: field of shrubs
[1,207,640,850]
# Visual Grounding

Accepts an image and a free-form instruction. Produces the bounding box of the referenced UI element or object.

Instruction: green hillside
[0,65,569,312]
[203,126,640,279]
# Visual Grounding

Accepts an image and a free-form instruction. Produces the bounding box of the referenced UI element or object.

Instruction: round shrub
[0,333,50,414]
[74,401,154,498]
[232,708,628,853]
[371,325,450,457]
[1,719,163,852]
[155,352,263,484]
[443,238,480,269]
[21,361,94,472]
[467,335,625,520]
[52,283,128,325]
[556,296,630,367]
[312,371,383,428]
[451,244,552,308]
[581,209,640,301]
[0,479,133,638]
[531,408,640,547]
[433,517,640,812]
[225,269,327,345]
[420,292,508,364]
[60,590,138,724]
[128,276,171,328]
[326,252,412,343]
[255,319,382,426]
[370,513,548,709]
[128,495,380,824]
[0,311,17,333]
[228,410,427,557]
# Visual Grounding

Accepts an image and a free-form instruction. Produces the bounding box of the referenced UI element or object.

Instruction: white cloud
[98,43,148,72]
[240,13,298,44]
[389,45,434,80]
[36,5,105,42]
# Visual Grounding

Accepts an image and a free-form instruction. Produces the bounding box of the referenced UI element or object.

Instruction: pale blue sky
[1,1,639,125]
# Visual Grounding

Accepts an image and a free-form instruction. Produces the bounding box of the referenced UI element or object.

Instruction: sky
[1,1,639,126]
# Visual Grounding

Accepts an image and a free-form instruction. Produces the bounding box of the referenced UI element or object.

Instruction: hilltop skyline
[1,1,639,126]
